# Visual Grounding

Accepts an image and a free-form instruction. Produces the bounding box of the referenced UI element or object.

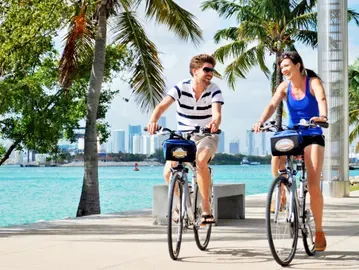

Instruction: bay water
[1,164,358,227]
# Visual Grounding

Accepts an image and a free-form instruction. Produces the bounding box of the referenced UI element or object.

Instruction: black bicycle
[259,119,328,266]
[145,126,221,260]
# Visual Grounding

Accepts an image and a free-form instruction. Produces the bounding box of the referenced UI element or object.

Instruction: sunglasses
[203,67,215,73]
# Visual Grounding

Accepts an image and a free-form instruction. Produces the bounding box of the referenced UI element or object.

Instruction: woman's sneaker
[315,231,327,251]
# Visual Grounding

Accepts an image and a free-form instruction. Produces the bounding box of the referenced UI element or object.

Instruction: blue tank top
[287,77,322,135]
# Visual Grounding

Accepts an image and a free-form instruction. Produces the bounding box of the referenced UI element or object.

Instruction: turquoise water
[1,165,358,227]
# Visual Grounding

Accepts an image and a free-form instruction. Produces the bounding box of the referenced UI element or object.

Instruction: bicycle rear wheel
[302,185,316,256]
[266,176,298,266]
[193,182,212,250]
[167,175,183,260]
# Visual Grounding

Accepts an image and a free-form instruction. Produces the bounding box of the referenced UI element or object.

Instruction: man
[147,54,224,224]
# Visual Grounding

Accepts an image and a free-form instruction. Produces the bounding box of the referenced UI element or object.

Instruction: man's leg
[196,148,213,215]
[163,161,179,183]
[271,156,286,178]
[271,156,287,211]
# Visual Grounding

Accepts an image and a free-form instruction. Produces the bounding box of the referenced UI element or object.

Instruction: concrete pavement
[1,191,359,270]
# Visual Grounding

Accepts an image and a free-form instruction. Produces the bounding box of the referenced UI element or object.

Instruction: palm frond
[237,20,268,40]
[292,29,317,48]
[212,40,248,63]
[348,9,359,26]
[59,2,95,89]
[213,27,240,43]
[144,0,202,46]
[223,45,263,89]
[201,0,243,19]
[255,43,270,77]
[349,124,359,144]
[291,0,316,17]
[286,12,317,31]
[112,11,164,113]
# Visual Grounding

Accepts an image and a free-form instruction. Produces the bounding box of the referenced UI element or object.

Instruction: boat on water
[240,157,261,165]
[20,163,40,167]
[250,161,261,165]
[240,157,250,165]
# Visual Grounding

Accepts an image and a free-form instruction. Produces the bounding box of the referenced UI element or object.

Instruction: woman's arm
[310,78,328,122]
[253,81,287,132]
[258,82,287,123]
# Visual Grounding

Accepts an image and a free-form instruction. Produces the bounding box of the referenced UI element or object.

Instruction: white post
[318,0,350,197]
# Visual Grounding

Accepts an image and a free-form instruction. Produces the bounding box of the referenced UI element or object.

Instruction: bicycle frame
[275,155,307,228]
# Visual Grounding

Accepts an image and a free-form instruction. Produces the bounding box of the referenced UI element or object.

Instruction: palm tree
[202,0,359,127]
[349,60,359,153]
[59,0,203,216]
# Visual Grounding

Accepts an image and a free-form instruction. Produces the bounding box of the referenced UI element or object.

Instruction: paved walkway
[1,191,359,270]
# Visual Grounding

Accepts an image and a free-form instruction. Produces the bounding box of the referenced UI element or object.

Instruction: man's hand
[252,121,264,133]
[147,122,158,135]
[207,120,219,133]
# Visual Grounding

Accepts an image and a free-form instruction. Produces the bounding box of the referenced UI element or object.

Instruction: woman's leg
[304,144,325,231]
[304,143,326,251]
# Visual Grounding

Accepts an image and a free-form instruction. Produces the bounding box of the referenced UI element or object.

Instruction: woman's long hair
[280,51,321,80]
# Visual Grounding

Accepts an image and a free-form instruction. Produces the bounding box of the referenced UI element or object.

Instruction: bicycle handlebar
[252,119,329,132]
[143,126,221,136]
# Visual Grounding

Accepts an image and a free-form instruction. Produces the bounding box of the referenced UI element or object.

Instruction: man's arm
[147,96,175,134]
[310,78,328,122]
[209,102,222,133]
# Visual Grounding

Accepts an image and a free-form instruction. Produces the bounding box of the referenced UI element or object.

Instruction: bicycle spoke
[167,176,183,260]
[266,176,298,266]
[193,183,212,250]
[302,187,316,255]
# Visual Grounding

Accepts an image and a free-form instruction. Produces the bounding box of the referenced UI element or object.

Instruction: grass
[350,184,359,192]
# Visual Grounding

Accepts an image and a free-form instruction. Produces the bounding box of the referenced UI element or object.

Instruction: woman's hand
[310,116,328,123]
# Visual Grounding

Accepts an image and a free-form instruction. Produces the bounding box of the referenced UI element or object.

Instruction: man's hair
[189,54,216,76]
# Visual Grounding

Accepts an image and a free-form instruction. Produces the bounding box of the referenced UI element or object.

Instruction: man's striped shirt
[167,79,224,132]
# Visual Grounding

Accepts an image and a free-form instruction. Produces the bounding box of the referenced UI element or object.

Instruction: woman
[253,51,328,251]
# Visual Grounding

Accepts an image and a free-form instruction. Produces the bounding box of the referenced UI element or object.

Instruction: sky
[57,0,359,153]
[99,0,359,152]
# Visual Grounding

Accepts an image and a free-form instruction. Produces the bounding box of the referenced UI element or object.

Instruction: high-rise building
[246,130,254,156]
[142,135,151,155]
[112,129,125,153]
[150,134,161,154]
[132,134,142,154]
[158,116,167,128]
[128,125,141,153]
[217,131,225,153]
[229,140,239,155]
[14,150,23,164]
[261,132,266,156]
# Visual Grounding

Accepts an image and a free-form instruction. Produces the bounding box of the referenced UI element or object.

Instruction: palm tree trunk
[275,51,284,129]
[76,0,107,217]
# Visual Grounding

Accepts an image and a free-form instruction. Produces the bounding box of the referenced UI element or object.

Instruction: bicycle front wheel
[302,186,316,256]
[167,175,183,260]
[266,176,298,266]
[193,182,212,250]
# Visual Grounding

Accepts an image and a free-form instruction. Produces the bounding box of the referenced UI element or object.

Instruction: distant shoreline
[59,161,163,167]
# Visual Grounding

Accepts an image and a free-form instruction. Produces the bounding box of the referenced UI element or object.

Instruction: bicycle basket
[270,130,303,156]
[163,138,196,162]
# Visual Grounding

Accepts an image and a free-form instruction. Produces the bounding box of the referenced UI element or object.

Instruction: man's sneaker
[315,231,327,251]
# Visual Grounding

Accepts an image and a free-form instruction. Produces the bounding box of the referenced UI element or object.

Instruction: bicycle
[145,126,221,260]
[259,119,328,266]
